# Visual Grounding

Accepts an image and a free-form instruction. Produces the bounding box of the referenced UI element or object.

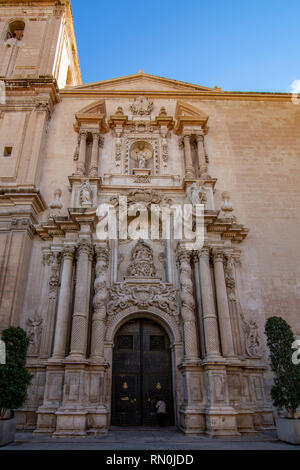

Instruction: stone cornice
[0,188,47,214]
[1,77,60,106]
[74,113,108,134]
[35,207,99,240]
[60,89,294,102]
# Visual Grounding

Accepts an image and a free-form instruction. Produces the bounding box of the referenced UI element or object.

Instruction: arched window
[6,20,25,41]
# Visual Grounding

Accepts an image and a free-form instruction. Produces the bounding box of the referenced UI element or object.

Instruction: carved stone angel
[27,315,43,355]
[186,183,207,207]
[242,317,262,357]
[80,180,92,206]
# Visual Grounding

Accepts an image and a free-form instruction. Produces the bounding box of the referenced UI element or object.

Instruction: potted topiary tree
[265,316,300,444]
[0,327,31,446]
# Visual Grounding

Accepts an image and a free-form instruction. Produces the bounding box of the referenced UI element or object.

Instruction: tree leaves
[0,327,32,415]
[265,317,300,415]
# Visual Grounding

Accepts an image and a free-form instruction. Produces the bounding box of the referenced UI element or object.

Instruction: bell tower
[0,0,81,87]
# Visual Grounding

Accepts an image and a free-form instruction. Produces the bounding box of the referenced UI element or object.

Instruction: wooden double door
[111,318,174,426]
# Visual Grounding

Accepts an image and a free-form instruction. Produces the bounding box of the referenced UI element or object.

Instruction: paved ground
[1,427,300,450]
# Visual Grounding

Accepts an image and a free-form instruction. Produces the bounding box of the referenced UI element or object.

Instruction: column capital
[79,129,88,138]
[98,135,104,148]
[77,239,94,259]
[95,245,110,266]
[62,245,76,260]
[183,132,192,140]
[195,132,205,143]
[191,250,200,264]
[177,247,192,265]
[212,249,225,263]
[198,246,211,259]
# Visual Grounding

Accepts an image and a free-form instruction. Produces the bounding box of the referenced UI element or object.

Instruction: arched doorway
[111,318,174,426]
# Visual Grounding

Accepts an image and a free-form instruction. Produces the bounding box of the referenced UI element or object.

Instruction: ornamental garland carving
[128,240,156,277]
[130,96,153,116]
[107,282,178,316]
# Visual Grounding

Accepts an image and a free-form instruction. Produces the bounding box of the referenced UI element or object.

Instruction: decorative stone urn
[276,418,300,445]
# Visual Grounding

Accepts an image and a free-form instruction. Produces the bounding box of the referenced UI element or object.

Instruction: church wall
[202,99,300,336]
[37,94,300,342]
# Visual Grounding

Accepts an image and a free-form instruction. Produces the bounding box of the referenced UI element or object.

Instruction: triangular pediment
[76,100,106,115]
[71,72,222,93]
[175,101,209,119]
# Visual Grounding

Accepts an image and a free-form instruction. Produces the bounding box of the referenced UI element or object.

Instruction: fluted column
[195,132,209,178]
[192,251,205,357]
[89,131,100,177]
[68,239,93,360]
[76,130,87,176]
[199,247,221,358]
[51,246,75,359]
[213,250,235,358]
[183,134,195,179]
[177,247,199,361]
[90,245,110,360]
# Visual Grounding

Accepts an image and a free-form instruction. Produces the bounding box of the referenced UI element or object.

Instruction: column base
[53,410,88,438]
[205,406,240,438]
[236,410,258,434]
[35,408,57,434]
[15,408,37,432]
[86,406,109,435]
[178,407,206,435]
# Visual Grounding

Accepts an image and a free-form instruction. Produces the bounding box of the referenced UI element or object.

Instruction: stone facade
[0,0,299,437]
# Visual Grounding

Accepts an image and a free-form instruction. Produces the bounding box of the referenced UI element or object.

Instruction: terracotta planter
[276,418,300,445]
[0,419,16,447]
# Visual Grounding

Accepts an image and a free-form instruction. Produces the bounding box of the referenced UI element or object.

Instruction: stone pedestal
[204,361,240,437]
[35,362,65,434]
[178,362,206,435]
[132,168,151,177]
[53,361,88,437]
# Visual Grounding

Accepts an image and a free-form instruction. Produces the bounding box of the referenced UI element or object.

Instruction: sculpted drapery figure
[186,182,207,207]
[80,180,92,206]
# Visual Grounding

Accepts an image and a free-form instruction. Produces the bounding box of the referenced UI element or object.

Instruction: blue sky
[71,0,300,93]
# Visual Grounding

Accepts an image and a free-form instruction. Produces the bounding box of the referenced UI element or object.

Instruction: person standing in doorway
[156,397,167,427]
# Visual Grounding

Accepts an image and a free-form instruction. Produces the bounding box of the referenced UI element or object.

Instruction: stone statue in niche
[219,192,236,221]
[80,180,92,207]
[128,240,156,278]
[137,150,147,168]
[131,141,152,169]
[27,315,43,355]
[186,182,207,207]
[48,188,63,219]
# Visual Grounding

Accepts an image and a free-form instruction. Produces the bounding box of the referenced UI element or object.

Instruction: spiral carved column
[90,245,110,361]
[177,247,199,361]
